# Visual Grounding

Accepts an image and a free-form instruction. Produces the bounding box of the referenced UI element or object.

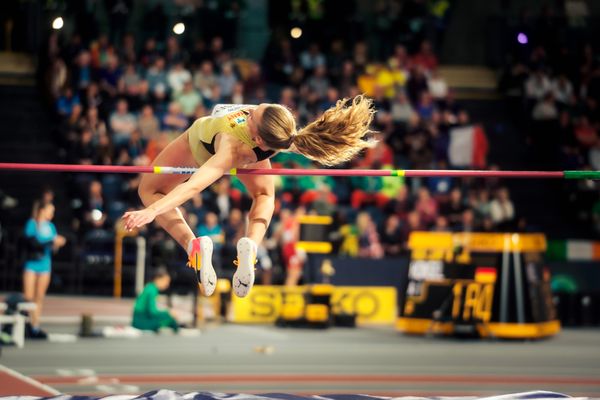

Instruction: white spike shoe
[187,236,217,296]
[232,237,257,298]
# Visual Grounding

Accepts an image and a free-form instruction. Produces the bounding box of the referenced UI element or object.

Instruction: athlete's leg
[33,272,51,328]
[138,132,216,295]
[23,270,38,325]
[138,132,198,250]
[235,164,276,246]
[232,163,275,297]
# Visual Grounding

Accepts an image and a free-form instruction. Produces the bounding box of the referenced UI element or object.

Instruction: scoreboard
[397,232,560,339]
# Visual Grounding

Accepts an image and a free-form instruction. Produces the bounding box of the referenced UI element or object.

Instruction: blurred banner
[230,285,397,325]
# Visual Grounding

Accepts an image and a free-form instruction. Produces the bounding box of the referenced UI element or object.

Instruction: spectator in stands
[109,99,137,147]
[82,180,107,231]
[406,65,429,104]
[119,33,137,65]
[70,128,95,165]
[138,104,160,139]
[532,92,558,121]
[279,87,297,110]
[300,43,326,74]
[99,54,122,98]
[525,69,552,101]
[474,188,493,222]
[551,74,574,106]
[146,57,168,97]
[400,211,423,247]
[230,82,245,104]
[176,80,203,118]
[353,41,370,74]
[389,44,410,72]
[415,187,438,227]
[391,91,415,124]
[62,103,84,144]
[574,116,598,148]
[139,38,159,68]
[132,267,179,333]
[83,107,107,143]
[96,132,114,165]
[380,214,403,257]
[209,36,227,65]
[350,173,384,209]
[125,130,148,165]
[203,84,224,110]
[165,36,186,66]
[428,69,449,101]
[440,187,466,228]
[167,61,192,94]
[433,215,450,232]
[356,212,384,259]
[120,63,142,98]
[82,82,103,111]
[386,185,413,220]
[428,159,454,196]
[307,65,331,99]
[456,209,477,232]
[72,50,94,92]
[243,63,266,99]
[217,62,238,99]
[193,60,218,100]
[412,40,439,72]
[272,208,305,286]
[23,201,66,339]
[56,88,80,117]
[161,102,188,134]
[417,91,437,121]
[490,187,515,229]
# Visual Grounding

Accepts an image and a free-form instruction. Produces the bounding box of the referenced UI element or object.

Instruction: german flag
[474,267,497,284]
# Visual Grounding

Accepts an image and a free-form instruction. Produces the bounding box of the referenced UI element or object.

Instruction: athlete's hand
[122,208,157,231]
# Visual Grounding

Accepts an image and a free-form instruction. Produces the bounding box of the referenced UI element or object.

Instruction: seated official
[132,267,179,333]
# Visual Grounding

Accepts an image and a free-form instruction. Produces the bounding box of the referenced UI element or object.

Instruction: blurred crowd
[42,0,523,287]
[498,4,600,235]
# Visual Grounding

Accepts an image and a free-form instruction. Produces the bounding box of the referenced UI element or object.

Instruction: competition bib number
[211,104,255,117]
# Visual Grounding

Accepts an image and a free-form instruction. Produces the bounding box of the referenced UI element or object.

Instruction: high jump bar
[0,162,598,179]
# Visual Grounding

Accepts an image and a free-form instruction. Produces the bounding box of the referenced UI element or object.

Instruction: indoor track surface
[1,324,599,397]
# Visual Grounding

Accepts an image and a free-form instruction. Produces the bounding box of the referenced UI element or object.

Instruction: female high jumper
[122,95,375,298]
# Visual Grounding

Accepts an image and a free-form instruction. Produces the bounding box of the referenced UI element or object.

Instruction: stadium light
[517,32,528,45]
[173,22,185,35]
[290,27,302,39]
[52,17,64,30]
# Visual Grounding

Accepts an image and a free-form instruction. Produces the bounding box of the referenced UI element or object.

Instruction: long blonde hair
[257,95,376,166]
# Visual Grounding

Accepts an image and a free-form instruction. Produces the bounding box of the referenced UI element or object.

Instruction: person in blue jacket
[23,201,66,338]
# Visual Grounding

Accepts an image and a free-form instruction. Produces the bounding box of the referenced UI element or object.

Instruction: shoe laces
[233,257,258,271]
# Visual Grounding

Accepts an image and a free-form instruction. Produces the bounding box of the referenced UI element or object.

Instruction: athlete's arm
[122,142,235,230]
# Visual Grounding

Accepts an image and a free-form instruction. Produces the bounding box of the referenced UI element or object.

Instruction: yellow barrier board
[230,286,397,325]
[408,232,547,252]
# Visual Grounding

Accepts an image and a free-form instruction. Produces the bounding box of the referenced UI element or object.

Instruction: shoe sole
[193,237,217,296]
[233,238,255,298]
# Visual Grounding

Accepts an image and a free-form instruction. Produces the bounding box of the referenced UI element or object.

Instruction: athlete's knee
[138,182,154,207]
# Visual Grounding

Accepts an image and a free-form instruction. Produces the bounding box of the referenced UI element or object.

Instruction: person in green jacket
[132,267,179,333]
